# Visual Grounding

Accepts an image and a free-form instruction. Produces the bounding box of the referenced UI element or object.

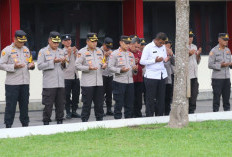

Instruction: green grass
[0,121,232,157]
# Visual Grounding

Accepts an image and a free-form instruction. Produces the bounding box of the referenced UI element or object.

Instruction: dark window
[20,0,122,59]
[144,1,227,55]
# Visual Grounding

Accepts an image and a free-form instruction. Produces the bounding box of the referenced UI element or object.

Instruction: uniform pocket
[215,55,222,62]
[45,56,53,61]
[117,58,126,66]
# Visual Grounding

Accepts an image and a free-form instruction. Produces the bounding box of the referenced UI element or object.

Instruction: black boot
[71,111,81,118]
[57,120,63,124]
[106,110,114,116]
[66,113,72,119]
[22,124,29,127]
[82,119,88,122]
[6,124,11,128]
[96,118,103,121]
[44,122,49,125]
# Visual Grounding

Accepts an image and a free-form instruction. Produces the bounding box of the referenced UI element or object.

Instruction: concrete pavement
[0,99,230,128]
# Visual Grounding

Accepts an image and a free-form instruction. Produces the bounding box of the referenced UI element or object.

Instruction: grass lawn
[0,120,232,157]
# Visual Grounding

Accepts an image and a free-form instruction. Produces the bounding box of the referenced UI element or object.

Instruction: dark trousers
[212,79,231,112]
[133,82,143,117]
[81,86,104,121]
[143,76,146,105]
[103,76,113,112]
[164,84,173,115]
[42,88,65,122]
[113,81,134,119]
[65,78,80,114]
[189,78,199,113]
[144,77,166,117]
[4,85,29,126]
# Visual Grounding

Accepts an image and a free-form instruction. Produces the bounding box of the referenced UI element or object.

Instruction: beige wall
[0,56,229,101]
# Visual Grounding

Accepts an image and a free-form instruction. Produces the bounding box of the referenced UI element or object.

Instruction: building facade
[0,0,231,55]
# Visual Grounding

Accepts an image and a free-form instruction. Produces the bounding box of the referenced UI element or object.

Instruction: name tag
[86,56,93,61]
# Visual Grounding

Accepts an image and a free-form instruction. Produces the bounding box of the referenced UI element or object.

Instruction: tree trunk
[168,0,190,128]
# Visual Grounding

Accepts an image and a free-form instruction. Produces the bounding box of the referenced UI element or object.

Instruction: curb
[0,111,231,139]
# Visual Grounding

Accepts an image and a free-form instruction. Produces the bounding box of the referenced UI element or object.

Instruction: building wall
[0,56,226,101]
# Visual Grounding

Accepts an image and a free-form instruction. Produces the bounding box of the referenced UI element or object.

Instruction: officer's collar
[86,46,97,52]
[119,47,127,52]
[47,45,59,52]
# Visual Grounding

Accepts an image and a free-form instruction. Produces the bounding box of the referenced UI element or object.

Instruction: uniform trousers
[4,85,29,126]
[212,79,231,112]
[103,76,113,112]
[42,88,65,122]
[65,78,80,114]
[112,81,134,119]
[189,78,199,113]
[133,82,143,117]
[81,86,104,121]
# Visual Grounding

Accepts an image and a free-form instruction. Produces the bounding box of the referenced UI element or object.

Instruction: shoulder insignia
[38,52,42,57]
[85,52,90,55]
[78,53,81,58]
[23,49,28,52]
[226,51,230,54]
[1,51,6,56]
[11,49,16,53]
[209,51,214,56]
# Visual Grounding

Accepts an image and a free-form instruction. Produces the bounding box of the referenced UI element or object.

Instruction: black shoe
[6,124,11,128]
[106,111,114,116]
[44,122,49,125]
[22,124,28,127]
[71,112,81,118]
[66,113,72,119]
[57,120,63,124]
[82,119,88,122]
[96,118,103,121]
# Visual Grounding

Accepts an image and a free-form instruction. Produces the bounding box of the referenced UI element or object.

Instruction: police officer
[140,38,147,52]
[164,38,175,115]
[140,32,168,117]
[37,31,66,125]
[108,35,138,119]
[140,38,147,106]
[76,33,106,122]
[62,34,81,119]
[188,30,202,114]
[0,30,35,128]
[208,33,231,112]
[101,37,114,116]
[129,37,144,118]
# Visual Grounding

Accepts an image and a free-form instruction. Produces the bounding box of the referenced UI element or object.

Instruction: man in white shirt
[140,32,168,117]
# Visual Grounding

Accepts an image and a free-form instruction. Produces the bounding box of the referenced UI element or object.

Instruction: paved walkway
[0,99,230,128]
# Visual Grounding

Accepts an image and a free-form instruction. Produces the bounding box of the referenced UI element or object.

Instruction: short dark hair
[131,37,141,44]
[155,32,167,41]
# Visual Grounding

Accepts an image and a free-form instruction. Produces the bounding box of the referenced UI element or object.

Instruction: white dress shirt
[140,41,167,79]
